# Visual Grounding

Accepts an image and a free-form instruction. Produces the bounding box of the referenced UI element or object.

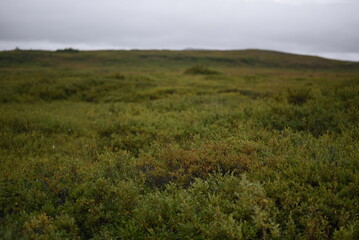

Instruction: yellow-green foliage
[0,50,358,239]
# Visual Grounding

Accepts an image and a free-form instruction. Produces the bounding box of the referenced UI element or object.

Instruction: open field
[1,49,359,239]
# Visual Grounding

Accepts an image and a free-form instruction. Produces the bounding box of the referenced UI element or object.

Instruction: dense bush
[55,48,80,53]
[184,65,220,75]
[137,142,252,187]
[246,87,359,137]
[121,174,280,239]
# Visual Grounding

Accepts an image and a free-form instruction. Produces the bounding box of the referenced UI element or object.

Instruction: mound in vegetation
[184,65,221,75]
[55,48,80,53]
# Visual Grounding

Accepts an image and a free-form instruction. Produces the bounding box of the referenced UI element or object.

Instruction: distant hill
[0,49,358,70]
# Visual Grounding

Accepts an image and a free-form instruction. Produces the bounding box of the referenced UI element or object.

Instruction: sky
[0,0,359,61]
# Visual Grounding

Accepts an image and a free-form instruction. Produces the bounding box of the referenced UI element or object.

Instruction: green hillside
[0,50,358,239]
[1,49,358,70]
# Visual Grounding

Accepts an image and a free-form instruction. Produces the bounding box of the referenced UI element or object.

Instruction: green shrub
[333,221,359,240]
[248,87,359,137]
[120,174,280,239]
[23,213,79,240]
[55,48,80,53]
[137,142,253,187]
[286,88,312,105]
[184,65,220,75]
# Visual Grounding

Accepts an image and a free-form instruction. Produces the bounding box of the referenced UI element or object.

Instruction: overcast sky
[1,0,358,61]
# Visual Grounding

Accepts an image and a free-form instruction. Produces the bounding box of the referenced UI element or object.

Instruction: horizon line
[2,47,358,63]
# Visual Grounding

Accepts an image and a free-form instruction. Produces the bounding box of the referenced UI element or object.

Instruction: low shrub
[286,88,312,105]
[137,142,254,187]
[55,48,80,53]
[1,50,358,239]
[119,173,280,239]
[184,65,220,75]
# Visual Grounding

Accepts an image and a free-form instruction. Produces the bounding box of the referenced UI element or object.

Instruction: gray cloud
[0,0,358,60]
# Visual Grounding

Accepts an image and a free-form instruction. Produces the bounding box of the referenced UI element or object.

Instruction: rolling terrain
[1,49,358,239]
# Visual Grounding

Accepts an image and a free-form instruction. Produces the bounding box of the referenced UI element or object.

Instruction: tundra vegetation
[0,49,358,239]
